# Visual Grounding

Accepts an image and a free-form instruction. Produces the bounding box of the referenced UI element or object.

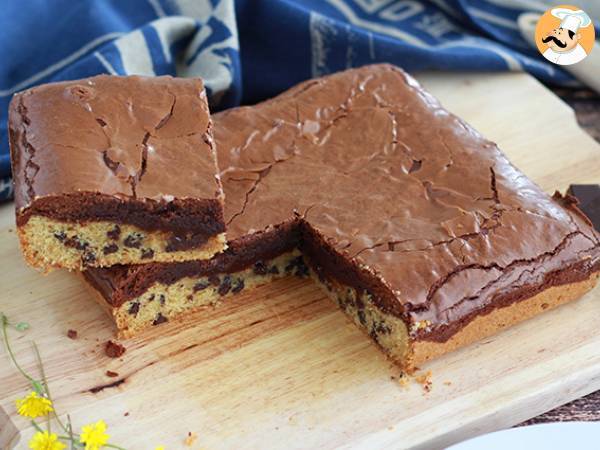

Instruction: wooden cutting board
[1,72,599,450]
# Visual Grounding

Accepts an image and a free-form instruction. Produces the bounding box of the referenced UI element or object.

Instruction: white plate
[447,422,600,450]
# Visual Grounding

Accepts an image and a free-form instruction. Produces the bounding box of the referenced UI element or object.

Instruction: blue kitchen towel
[0,0,595,202]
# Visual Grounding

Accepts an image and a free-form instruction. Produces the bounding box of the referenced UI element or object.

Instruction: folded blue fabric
[1,0,594,202]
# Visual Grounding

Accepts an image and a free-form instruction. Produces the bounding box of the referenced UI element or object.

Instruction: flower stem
[33,343,51,432]
[33,421,81,448]
[67,414,77,450]
[31,420,43,432]
[1,313,38,386]
[32,341,69,434]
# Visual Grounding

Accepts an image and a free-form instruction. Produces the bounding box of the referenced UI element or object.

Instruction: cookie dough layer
[19,216,227,271]
[85,251,308,337]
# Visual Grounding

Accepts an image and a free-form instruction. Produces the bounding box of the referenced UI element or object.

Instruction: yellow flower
[15,391,54,418]
[155,447,165,450]
[80,420,110,450]
[29,430,66,450]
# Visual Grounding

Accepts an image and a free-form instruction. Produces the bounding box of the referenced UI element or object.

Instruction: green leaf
[15,322,30,332]
[31,380,45,395]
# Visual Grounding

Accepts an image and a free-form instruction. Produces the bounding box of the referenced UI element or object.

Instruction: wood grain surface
[1,72,599,450]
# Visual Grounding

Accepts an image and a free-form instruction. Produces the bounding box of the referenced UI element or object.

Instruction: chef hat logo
[534,4,595,66]
[552,8,592,32]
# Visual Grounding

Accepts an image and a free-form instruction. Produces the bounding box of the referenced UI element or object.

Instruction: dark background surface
[523,86,600,425]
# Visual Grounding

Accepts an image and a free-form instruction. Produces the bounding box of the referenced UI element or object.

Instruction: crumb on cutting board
[105,340,126,358]
[106,370,119,377]
[415,370,433,393]
[184,431,197,446]
[390,371,411,389]
[398,374,411,389]
[67,329,78,339]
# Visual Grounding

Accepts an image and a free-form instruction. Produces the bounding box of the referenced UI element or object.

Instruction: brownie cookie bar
[84,65,600,369]
[9,75,226,270]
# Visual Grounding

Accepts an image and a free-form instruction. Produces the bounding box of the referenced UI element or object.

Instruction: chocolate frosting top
[9,75,222,212]
[214,64,599,335]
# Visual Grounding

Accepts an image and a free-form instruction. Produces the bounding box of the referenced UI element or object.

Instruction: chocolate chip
[124,233,143,248]
[269,265,280,275]
[107,225,121,240]
[375,322,391,334]
[186,294,193,301]
[82,251,96,266]
[105,340,126,358]
[232,278,245,294]
[285,260,295,273]
[141,248,154,259]
[253,261,268,275]
[357,310,367,326]
[295,262,309,278]
[340,297,351,312]
[165,233,208,252]
[128,302,140,316]
[355,297,365,310]
[369,329,379,342]
[64,236,88,250]
[53,231,66,242]
[218,275,232,296]
[193,281,209,292]
[159,294,166,305]
[96,118,107,127]
[148,294,155,302]
[152,313,168,325]
[103,243,119,255]
[67,329,78,339]
[285,256,308,277]
[208,275,220,286]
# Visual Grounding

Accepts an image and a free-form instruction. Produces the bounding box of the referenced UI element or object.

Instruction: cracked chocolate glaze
[85,64,600,342]
[9,75,225,240]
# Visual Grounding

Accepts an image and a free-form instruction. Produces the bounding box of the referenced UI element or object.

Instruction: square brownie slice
[9,75,226,271]
[83,65,599,369]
